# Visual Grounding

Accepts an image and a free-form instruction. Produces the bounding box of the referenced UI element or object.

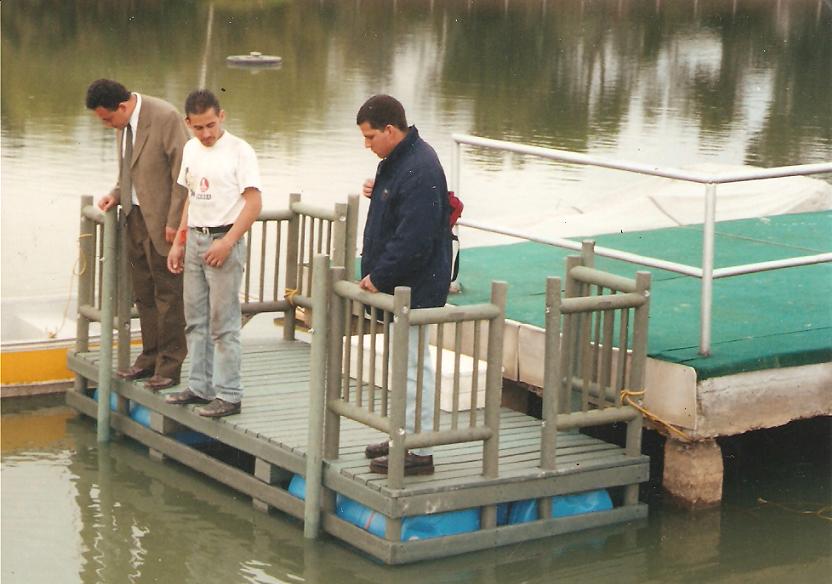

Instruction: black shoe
[165,389,211,405]
[365,441,389,459]
[195,398,241,418]
[369,452,434,476]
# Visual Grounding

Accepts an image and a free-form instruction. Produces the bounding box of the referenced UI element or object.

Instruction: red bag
[448,191,464,227]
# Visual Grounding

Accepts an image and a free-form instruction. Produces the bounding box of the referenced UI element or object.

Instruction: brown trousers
[126,207,187,380]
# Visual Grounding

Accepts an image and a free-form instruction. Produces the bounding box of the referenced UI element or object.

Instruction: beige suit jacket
[109,95,188,256]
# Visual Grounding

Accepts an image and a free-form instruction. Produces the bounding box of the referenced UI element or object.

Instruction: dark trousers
[126,207,187,380]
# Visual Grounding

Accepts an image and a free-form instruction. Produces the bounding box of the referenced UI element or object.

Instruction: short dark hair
[86,79,131,110]
[185,89,221,117]
[356,95,408,131]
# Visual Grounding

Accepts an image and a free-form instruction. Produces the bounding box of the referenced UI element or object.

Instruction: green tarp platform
[451,211,832,380]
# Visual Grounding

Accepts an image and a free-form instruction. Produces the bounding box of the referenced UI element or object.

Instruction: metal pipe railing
[457,218,703,277]
[452,133,832,356]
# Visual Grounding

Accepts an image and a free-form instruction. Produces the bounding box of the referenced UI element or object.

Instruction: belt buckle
[199,226,210,235]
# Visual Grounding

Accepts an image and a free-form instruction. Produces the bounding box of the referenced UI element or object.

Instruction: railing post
[699,182,717,356]
[97,208,117,443]
[624,271,652,506]
[560,255,581,413]
[388,287,411,490]
[284,193,301,340]
[304,255,330,539]
[540,277,561,471]
[539,277,561,520]
[481,281,507,530]
[323,266,346,515]
[75,196,96,393]
[116,208,132,415]
[330,202,349,269]
[343,194,359,281]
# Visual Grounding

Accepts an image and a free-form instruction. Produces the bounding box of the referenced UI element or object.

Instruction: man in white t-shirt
[165,89,262,417]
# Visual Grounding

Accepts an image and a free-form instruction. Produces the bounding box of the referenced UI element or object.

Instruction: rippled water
[2,0,831,303]
[2,398,830,583]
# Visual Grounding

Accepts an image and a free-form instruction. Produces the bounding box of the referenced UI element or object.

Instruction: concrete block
[663,438,723,507]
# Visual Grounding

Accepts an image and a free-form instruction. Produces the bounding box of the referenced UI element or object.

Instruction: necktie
[121,124,133,214]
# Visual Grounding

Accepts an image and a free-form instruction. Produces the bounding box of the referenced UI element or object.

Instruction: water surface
[2,0,830,305]
[2,398,829,583]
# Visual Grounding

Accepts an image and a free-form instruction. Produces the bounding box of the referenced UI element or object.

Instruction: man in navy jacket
[357,95,452,476]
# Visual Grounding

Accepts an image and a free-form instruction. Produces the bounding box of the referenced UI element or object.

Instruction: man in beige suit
[86,79,188,390]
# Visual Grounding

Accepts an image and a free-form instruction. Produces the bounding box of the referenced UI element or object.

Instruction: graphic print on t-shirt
[184,167,212,201]
[197,177,211,200]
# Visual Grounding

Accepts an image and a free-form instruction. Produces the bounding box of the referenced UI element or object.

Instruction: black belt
[191,225,233,235]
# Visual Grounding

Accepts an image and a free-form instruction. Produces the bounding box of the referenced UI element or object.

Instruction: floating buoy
[226,51,283,67]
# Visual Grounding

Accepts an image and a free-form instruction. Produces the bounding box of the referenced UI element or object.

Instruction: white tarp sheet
[460,164,832,248]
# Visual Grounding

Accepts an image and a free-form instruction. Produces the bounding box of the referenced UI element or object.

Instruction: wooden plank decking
[67,338,649,564]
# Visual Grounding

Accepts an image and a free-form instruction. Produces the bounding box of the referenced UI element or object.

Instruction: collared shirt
[122,93,142,206]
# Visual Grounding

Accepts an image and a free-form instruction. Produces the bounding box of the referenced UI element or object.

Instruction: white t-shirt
[177,130,261,227]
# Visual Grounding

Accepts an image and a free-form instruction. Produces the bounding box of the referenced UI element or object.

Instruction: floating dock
[65,195,651,564]
[67,338,648,564]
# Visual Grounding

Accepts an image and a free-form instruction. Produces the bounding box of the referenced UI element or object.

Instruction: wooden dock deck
[67,338,648,564]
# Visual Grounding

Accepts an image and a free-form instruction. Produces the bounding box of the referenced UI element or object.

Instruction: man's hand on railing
[359,274,379,293]
[97,194,117,212]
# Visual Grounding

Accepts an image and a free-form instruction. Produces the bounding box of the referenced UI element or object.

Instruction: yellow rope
[620,388,695,443]
[757,497,832,522]
[284,287,299,306]
[48,233,94,339]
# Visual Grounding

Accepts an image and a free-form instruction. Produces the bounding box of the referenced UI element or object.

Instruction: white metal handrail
[451,133,832,356]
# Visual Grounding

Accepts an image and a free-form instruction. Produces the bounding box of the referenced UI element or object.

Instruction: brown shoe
[369,452,434,476]
[117,365,154,381]
[144,375,178,391]
[195,398,241,418]
[365,441,389,459]
[165,389,211,405]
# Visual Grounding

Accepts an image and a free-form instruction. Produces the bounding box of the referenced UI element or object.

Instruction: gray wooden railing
[240,193,359,338]
[316,262,507,538]
[73,194,359,441]
[540,240,650,512]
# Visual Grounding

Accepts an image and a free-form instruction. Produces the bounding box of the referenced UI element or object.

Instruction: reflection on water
[1,0,831,302]
[1,399,830,584]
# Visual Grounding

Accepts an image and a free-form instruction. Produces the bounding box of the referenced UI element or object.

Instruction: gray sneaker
[195,398,241,418]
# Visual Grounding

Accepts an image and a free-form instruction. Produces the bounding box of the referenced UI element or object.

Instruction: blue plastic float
[507,490,613,523]
[287,475,611,540]
[92,390,213,446]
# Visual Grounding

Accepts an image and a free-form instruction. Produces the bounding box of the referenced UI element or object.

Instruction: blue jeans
[404,325,435,456]
[183,231,244,403]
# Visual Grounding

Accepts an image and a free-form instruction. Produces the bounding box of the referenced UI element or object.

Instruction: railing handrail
[452,133,832,185]
[452,133,832,355]
[457,217,704,277]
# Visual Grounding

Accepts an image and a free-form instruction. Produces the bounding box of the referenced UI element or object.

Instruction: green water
[1,0,830,300]
[1,398,829,583]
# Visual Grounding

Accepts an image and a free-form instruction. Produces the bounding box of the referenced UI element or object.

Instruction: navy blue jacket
[361,126,452,309]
